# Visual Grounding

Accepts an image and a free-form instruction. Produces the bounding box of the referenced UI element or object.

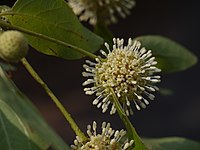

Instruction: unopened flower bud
[0,30,28,63]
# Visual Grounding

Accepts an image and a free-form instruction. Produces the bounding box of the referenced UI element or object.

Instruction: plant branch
[21,58,87,142]
[110,88,148,150]
[0,20,98,60]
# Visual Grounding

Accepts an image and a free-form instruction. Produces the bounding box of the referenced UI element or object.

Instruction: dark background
[1,0,200,144]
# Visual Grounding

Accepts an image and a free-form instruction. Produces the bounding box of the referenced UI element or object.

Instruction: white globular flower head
[68,0,136,25]
[0,30,28,63]
[82,38,161,116]
[71,121,134,150]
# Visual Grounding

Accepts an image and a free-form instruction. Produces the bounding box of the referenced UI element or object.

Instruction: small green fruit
[0,30,28,62]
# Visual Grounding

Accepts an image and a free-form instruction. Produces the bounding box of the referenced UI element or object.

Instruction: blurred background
[1,0,200,144]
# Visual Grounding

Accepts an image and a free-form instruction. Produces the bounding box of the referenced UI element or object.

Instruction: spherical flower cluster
[0,30,28,62]
[68,0,135,25]
[82,38,161,115]
[71,121,134,150]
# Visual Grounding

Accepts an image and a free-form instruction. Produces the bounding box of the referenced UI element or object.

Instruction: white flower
[82,38,161,115]
[71,121,134,150]
[68,0,135,25]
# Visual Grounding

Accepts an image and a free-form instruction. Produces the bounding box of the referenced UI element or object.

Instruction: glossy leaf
[9,0,103,59]
[0,108,42,150]
[0,67,70,150]
[135,35,198,73]
[143,137,200,150]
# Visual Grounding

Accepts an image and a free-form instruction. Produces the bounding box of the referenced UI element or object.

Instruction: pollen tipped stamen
[133,100,141,110]
[145,86,156,92]
[126,97,131,106]
[82,79,95,86]
[84,86,101,95]
[143,98,150,105]
[82,72,94,77]
[72,121,134,149]
[100,49,108,57]
[68,0,136,26]
[144,91,155,100]
[142,76,161,83]
[93,94,104,105]
[82,37,161,115]
[138,85,145,91]
[110,104,117,115]
[134,93,143,100]
[83,64,95,72]
[86,59,96,66]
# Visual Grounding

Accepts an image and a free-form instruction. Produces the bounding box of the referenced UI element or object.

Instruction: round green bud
[0,30,28,63]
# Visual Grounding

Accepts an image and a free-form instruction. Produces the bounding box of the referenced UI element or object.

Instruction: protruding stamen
[81,37,161,115]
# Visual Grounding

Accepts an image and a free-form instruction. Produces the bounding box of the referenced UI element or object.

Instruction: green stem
[21,58,87,142]
[110,88,148,150]
[0,20,98,60]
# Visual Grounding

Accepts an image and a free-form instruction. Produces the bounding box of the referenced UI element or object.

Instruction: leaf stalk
[21,58,87,142]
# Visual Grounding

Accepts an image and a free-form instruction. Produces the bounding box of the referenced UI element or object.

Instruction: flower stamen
[71,121,134,150]
[68,0,136,25]
[82,38,161,115]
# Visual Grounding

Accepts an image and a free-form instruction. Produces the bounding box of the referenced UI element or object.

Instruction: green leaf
[129,127,148,150]
[9,0,103,59]
[143,137,200,150]
[0,108,42,150]
[0,67,70,150]
[135,35,198,73]
[94,23,114,46]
